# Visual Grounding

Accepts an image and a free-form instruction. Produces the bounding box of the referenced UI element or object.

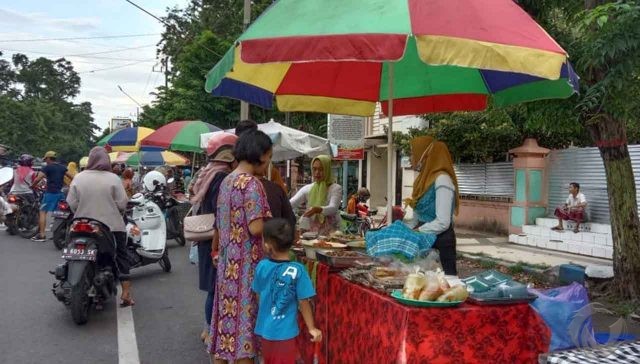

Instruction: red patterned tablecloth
[298,264,550,364]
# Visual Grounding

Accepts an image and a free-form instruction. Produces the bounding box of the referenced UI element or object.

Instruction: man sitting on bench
[552,182,587,233]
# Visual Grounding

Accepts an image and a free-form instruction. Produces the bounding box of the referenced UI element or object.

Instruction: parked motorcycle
[0,167,14,224]
[51,218,118,325]
[125,192,171,272]
[142,171,189,246]
[52,196,73,250]
[4,187,41,238]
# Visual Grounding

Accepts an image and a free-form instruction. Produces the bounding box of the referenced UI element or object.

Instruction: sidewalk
[456,229,613,268]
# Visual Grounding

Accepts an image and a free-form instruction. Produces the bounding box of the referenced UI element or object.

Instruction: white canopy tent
[200,119,331,162]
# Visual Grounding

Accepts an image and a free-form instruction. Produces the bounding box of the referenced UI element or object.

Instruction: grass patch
[479,259,497,269]
[508,263,525,275]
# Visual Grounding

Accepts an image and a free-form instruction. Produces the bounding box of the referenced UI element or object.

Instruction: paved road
[0,227,209,364]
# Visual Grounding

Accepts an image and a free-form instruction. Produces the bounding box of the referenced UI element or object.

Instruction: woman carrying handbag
[186,132,238,345]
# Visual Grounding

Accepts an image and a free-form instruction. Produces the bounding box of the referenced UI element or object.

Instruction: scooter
[52,218,119,325]
[0,167,14,224]
[125,192,171,272]
[142,171,189,246]
[52,197,74,250]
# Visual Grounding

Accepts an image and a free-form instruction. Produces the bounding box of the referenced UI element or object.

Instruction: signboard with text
[328,114,365,160]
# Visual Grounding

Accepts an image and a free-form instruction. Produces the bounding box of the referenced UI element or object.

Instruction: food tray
[467,293,538,306]
[315,250,371,268]
[390,290,464,308]
[462,270,512,293]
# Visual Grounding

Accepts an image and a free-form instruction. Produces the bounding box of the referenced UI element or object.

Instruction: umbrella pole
[386,62,395,225]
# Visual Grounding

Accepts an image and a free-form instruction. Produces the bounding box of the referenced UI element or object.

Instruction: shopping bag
[189,242,199,265]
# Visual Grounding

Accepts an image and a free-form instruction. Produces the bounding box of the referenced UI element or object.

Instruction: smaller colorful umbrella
[140,120,221,153]
[109,152,132,163]
[124,151,189,167]
[97,127,155,152]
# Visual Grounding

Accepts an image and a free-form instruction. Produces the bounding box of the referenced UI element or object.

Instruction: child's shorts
[259,336,300,364]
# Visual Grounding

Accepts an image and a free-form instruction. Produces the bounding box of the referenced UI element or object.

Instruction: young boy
[252,218,322,364]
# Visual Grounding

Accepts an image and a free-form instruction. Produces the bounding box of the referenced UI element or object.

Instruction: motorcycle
[142,171,189,246]
[4,186,41,239]
[51,218,118,325]
[125,192,171,272]
[52,195,73,250]
[0,167,14,224]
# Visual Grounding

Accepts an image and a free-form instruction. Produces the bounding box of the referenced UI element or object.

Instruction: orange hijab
[405,136,460,215]
[270,165,288,194]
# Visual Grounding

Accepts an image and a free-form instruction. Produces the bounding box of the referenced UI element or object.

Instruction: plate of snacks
[300,239,346,259]
[391,269,469,308]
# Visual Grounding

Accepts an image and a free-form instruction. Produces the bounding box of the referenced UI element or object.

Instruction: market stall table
[298,263,551,364]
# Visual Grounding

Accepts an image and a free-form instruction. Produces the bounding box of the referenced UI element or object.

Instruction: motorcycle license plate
[52,211,70,218]
[62,248,97,261]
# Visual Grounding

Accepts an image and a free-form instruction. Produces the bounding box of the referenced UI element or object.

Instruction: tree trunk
[586,114,640,299]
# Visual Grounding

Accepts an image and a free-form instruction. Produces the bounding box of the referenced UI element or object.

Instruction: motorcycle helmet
[183,168,191,177]
[18,154,34,167]
[142,170,166,192]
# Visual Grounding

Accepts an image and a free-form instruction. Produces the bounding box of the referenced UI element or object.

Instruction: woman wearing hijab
[289,155,342,235]
[64,162,78,186]
[67,147,134,306]
[190,132,238,345]
[366,136,459,275]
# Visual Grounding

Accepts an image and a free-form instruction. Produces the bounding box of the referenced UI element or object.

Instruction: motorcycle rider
[9,154,37,204]
[31,151,74,242]
[67,147,134,306]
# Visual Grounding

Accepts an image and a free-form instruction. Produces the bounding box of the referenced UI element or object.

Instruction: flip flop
[551,226,564,231]
[120,298,136,307]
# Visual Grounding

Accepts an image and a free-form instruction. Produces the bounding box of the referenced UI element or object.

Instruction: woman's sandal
[551,226,564,231]
[120,297,136,307]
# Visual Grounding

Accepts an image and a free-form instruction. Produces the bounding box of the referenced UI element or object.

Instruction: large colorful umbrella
[140,120,222,153]
[204,0,578,222]
[96,127,155,152]
[123,151,189,167]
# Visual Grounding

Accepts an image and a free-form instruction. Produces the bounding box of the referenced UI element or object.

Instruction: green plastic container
[390,290,463,308]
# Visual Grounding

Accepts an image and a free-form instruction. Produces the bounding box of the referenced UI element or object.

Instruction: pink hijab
[191,133,238,205]
[86,147,111,172]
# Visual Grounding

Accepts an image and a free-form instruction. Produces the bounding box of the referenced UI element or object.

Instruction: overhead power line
[123,0,171,27]
[0,47,156,62]
[0,33,160,43]
[78,61,150,74]
[66,44,156,57]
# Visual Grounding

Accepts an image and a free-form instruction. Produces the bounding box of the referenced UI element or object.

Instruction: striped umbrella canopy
[140,120,222,153]
[204,0,579,222]
[205,0,578,117]
[124,151,189,167]
[96,127,155,152]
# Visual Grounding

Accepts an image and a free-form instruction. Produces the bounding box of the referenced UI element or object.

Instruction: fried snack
[373,267,397,278]
[402,273,426,300]
[437,273,450,291]
[436,285,469,303]
[313,240,332,248]
[419,274,443,301]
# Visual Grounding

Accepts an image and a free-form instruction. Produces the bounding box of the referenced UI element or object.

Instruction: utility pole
[240,0,251,120]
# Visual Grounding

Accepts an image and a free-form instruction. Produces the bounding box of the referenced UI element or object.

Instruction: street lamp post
[117,85,143,123]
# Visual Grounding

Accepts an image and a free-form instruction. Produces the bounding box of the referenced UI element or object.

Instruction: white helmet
[143,171,166,192]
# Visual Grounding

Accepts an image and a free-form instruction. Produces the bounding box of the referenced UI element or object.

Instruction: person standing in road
[190,132,238,345]
[31,151,74,242]
[208,130,273,364]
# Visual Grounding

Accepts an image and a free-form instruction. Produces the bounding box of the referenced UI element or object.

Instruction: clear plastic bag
[189,242,198,264]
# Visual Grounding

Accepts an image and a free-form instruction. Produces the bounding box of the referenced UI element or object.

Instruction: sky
[0,0,190,131]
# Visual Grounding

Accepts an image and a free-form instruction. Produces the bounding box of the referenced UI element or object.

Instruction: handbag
[183,206,215,242]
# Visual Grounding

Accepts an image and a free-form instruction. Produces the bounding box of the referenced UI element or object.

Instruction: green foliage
[140,0,328,135]
[0,54,97,162]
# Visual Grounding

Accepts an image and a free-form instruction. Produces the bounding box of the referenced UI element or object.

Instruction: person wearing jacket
[67,147,134,306]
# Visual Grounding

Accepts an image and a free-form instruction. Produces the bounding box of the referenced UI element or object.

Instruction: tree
[0,54,97,162]
[518,0,640,298]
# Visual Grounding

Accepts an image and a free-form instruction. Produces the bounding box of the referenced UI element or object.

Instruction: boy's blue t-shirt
[252,259,316,341]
